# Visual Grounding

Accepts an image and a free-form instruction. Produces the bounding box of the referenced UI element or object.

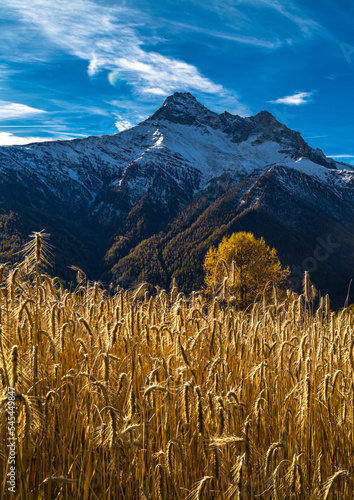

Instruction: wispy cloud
[141,88,168,96]
[329,154,354,158]
[48,99,110,117]
[0,101,47,120]
[245,0,322,37]
[0,64,19,82]
[269,91,314,105]
[164,21,283,49]
[0,129,90,145]
[202,0,324,38]
[2,0,247,113]
[328,155,354,166]
[114,53,224,96]
[0,131,52,146]
[114,118,134,133]
[304,135,327,139]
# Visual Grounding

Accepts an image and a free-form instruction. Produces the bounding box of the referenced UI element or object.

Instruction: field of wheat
[0,237,353,499]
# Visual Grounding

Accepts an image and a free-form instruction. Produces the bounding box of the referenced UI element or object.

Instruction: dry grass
[0,249,353,498]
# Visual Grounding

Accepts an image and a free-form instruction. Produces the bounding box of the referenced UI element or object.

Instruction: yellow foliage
[203,232,290,307]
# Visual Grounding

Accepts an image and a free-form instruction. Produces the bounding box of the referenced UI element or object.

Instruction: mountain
[0,92,353,306]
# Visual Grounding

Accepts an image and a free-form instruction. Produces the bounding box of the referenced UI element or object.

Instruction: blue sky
[0,0,353,163]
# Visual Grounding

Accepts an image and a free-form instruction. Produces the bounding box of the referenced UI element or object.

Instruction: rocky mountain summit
[0,92,353,306]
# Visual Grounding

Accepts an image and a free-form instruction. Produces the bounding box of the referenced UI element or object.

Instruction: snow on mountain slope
[0,91,353,218]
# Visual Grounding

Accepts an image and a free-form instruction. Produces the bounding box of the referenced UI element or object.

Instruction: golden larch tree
[203,232,290,308]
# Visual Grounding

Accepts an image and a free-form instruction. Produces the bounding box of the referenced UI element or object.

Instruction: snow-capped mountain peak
[0,92,351,216]
[150,91,219,126]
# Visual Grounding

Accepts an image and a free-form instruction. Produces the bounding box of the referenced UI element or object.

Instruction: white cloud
[0,130,90,145]
[2,0,247,110]
[0,131,52,146]
[304,135,327,139]
[115,53,225,96]
[329,155,354,158]
[328,155,354,166]
[0,64,19,82]
[114,119,134,132]
[269,91,314,106]
[0,101,47,120]
[141,88,169,96]
[88,55,100,77]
